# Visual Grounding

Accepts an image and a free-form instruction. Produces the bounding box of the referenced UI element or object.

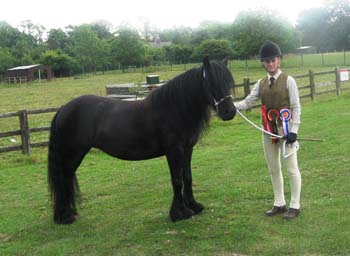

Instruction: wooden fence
[0,107,59,154]
[0,67,349,155]
[6,76,29,84]
[234,67,349,103]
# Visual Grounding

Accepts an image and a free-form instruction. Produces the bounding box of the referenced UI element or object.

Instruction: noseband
[203,68,233,113]
[213,95,233,112]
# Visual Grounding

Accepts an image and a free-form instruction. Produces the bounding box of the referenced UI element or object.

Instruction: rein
[236,109,283,139]
[236,109,299,159]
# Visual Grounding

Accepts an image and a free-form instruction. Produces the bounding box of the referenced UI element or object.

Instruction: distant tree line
[0,0,349,77]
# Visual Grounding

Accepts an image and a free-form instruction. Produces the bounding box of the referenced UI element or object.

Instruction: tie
[270,77,275,86]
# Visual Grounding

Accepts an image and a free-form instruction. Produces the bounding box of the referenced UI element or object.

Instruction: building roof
[296,46,313,50]
[7,64,42,71]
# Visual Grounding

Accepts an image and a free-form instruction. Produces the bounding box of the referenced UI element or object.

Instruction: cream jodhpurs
[262,134,301,209]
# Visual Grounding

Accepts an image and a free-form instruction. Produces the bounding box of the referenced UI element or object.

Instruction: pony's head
[202,56,236,120]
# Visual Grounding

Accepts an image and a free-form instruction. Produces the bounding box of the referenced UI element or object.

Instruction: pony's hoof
[54,213,77,225]
[189,201,205,214]
[170,207,195,222]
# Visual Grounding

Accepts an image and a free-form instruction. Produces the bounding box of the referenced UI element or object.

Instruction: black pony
[48,57,236,224]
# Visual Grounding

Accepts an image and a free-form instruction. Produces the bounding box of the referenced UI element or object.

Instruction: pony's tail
[48,110,80,224]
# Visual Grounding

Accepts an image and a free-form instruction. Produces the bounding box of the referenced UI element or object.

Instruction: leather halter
[203,69,233,112]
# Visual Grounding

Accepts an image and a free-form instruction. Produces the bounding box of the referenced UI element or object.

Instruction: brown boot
[265,205,287,217]
[283,208,300,220]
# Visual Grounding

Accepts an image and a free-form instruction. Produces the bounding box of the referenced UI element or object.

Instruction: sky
[1,0,325,31]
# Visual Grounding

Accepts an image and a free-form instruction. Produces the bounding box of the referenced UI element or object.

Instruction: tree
[70,25,110,73]
[19,20,46,44]
[191,39,233,61]
[110,27,145,68]
[0,21,21,49]
[91,20,114,39]
[297,1,350,51]
[297,8,331,51]
[163,44,193,63]
[0,22,30,64]
[47,28,71,53]
[40,50,79,77]
[12,36,35,65]
[143,44,165,66]
[140,18,159,42]
[232,10,301,57]
[326,0,350,50]
[0,47,15,73]
[158,26,193,45]
[191,21,232,45]
[0,21,48,66]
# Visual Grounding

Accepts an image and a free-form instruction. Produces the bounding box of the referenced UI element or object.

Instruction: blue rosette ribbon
[279,108,292,136]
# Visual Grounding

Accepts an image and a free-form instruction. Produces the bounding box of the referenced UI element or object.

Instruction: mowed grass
[0,64,350,255]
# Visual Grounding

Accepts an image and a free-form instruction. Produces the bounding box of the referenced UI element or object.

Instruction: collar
[268,69,281,81]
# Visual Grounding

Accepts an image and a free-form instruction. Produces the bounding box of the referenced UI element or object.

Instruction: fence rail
[233,67,349,103]
[0,107,59,154]
[5,76,29,84]
[1,67,349,155]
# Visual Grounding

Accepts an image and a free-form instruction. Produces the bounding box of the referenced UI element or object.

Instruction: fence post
[19,110,31,155]
[301,54,304,67]
[243,78,251,97]
[308,69,315,101]
[335,66,341,96]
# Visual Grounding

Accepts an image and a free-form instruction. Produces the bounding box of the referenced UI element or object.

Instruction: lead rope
[236,109,299,158]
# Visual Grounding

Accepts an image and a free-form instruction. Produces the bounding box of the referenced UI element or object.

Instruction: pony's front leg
[166,148,195,222]
[183,147,205,215]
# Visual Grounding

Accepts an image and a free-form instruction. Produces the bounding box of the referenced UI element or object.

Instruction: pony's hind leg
[183,147,204,214]
[49,146,88,224]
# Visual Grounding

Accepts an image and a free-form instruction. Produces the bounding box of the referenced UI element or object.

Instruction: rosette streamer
[279,108,292,136]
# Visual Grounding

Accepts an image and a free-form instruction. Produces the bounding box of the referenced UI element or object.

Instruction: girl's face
[262,57,280,75]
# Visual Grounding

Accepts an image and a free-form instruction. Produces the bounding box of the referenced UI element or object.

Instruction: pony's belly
[94,137,164,161]
[99,147,164,161]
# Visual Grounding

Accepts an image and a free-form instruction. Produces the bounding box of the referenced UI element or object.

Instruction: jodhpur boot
[283,208,300,220]
[265,205,287,217]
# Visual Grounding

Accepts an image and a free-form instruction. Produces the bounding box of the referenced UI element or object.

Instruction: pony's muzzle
[214,95,236,120]
[216,96,236,120]
[221,107,236,120]
[218,103,236,121]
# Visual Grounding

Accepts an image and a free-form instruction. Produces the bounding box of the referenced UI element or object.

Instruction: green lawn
[0,67,350,255]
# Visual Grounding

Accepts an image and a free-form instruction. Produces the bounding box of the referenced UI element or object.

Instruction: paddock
[0,65,350,255]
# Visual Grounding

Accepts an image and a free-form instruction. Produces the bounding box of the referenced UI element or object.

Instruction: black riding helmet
[259,41,282,61]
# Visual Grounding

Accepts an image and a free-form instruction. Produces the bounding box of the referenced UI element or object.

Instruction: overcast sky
[1,0,325,31]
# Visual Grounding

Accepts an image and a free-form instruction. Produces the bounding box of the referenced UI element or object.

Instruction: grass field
[216,51,350,69]
[1,64,350,255]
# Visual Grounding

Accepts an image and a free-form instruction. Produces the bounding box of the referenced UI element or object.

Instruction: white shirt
[235,69,301,134]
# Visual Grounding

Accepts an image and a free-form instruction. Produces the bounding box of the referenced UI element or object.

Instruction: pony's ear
[203,56,210,70]
[222,56,230,67]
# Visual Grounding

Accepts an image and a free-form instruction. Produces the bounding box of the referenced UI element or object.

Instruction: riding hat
[259,41,282,61]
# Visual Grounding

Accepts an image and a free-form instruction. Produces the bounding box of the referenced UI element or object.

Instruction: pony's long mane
[148,60,232,138]
[149,66,210,137]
